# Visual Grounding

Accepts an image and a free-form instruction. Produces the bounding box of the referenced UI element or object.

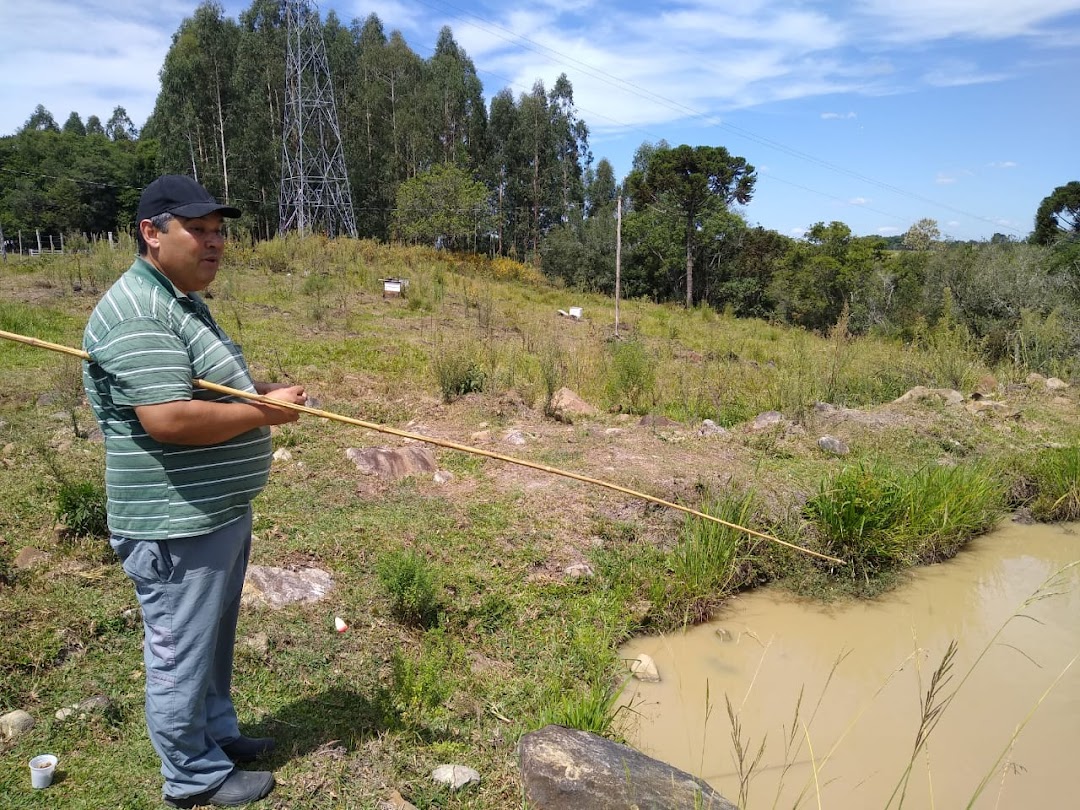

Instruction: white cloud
[822,111,857,119]
[922,60,1011,87]
[850,197,870,205]
[936,173,958,184]
[989,161,1018,169]
[857,0,1080,42]
[877,226,901,235]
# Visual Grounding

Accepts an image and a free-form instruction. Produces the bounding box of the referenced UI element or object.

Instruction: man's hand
[135,384,309,445]
[257,384,307,425]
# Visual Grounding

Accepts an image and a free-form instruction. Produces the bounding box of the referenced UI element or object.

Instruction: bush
[55,480,108,538]
[606,338,656,414]
[431,340,486,402]
[376,549,441,627]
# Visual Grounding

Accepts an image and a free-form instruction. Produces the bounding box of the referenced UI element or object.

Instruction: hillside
[1,239,1079,808]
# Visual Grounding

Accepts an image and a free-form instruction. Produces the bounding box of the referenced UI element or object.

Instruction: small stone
[55,707,75,721]
[1,709,35,738]
[243,632,270,655]
[698,419,727,437]
[381,790,419,810]
[14,547,51,570]
[564,563,594,579]
[433,470,454,484]
[469,430,491,444]
[78,695,113,713]
[273,448,293,462]
[1046,377,1069,391]
[817,435,850,456]
[630,653,661,682]
[504,430,527,446]
[751,411,785,430]
[431,764,480,790]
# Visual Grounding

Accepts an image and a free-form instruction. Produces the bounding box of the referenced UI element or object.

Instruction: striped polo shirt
[83,257,272,540]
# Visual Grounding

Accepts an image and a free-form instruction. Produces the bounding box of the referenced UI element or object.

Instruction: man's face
[142,213,226,293]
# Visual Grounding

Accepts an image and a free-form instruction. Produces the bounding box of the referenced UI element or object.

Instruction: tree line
[2,0,1079,363]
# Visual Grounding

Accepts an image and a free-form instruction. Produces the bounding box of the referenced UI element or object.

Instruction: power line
[401,0,1025,236]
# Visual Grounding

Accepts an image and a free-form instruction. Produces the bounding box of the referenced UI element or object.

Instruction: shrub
[1015,445,1080,521]
[55,480,108,538]
[538,677,630,736]
[387,629,457,730]
[376,549,441,627]
[606,338,656,414]
[431,340,486,402]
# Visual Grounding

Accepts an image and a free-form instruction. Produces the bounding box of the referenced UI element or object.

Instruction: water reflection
[620,521,1080,809]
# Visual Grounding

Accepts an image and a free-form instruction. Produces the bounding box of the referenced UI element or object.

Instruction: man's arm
[135,385,307,446]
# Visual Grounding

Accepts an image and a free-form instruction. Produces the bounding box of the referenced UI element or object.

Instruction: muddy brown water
[620,521,1080,809]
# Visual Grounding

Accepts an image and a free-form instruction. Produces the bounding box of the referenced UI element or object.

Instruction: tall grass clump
[430,338,486,402]
[606,338,656,414]
[806,461,1005,587]
[55,479,108,539]
[648,489,761,628]
[1011,444,1080,521]
[915,291,984,391]
[537,677,631,736]
[376,549,441,628]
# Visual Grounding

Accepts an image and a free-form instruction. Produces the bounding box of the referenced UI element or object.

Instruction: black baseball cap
[137,175,241,223]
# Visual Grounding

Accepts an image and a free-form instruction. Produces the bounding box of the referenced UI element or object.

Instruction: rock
[750,411,785,430]
[431,764,480,790]
[2,442,15,456]
[629,653,660,682]
[639,415,680,428]
[504,430,528,446]
[381,790,419,810]
[242,565,334,608]
[564,563,594,579]
[272,448,293,462]
[1,709,35,738]
[698,419,727,437]
[470,430,492,444]
[966,399,1013,416]
[519,725,737,810]
[345,445,437,479]
[56,707,76,721]
[551,388,598,419]
[243,632,270,656]
[433,470,454,484]
[78,695,113,713]
[817,435,849,456]
[1026,372,1047,385]
[1046,377,1069,391]
[14,546,51,570]
[603,428,624,437]
[893,387,964,406]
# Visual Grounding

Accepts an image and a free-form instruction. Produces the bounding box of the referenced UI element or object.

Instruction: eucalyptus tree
[230,0,287,237]
[145,1,240,201]
[425,27,487,170]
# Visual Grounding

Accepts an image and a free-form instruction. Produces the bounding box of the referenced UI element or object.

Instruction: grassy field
[2,238,1080,808]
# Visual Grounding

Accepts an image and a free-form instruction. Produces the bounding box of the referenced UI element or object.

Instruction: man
[83,175,307,807]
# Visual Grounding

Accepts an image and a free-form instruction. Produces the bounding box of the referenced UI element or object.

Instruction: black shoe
[164,769,274,807]
[221,736,276,763]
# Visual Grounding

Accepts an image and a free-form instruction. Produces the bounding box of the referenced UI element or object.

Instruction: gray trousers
[111,508,252,799]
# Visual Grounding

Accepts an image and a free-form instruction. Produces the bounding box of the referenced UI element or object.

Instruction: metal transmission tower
[279,0,357,237]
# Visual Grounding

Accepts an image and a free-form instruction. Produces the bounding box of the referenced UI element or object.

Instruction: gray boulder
[519,724,736,810]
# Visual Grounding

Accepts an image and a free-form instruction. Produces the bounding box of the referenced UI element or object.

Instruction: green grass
[0,237,1077,808]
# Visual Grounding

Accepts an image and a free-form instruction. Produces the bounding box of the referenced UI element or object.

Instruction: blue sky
[3,0,1079,241]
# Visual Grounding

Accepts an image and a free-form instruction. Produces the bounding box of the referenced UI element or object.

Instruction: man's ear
[139,219,161,251]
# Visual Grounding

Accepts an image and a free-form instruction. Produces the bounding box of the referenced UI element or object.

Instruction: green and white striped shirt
[83,257,271,540]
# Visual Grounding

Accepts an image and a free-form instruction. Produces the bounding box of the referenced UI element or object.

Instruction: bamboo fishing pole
[0,328,844,565]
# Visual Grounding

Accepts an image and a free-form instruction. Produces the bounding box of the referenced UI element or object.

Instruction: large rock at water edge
[519,725,737,810]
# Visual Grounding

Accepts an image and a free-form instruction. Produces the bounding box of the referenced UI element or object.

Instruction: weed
[431,339,487,402]
[607,338,656,414]
[55,479,108,538]
[538,676,632,736]
[377,549,441,628]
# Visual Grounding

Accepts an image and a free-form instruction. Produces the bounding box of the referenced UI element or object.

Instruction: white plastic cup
[29,754,57,789]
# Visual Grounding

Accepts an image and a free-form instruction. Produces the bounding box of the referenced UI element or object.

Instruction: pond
[620,520,1080,809]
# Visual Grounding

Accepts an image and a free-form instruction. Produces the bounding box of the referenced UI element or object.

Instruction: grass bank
[1,239,1079,808]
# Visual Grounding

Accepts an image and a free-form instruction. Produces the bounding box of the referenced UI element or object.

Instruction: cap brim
[170,202,242,219]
